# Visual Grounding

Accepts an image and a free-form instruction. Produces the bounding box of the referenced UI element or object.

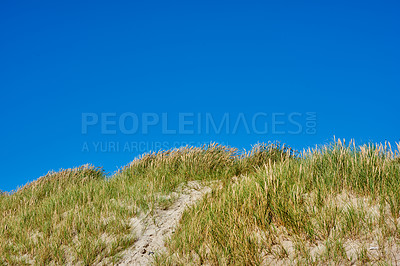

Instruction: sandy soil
[117,181,211,266]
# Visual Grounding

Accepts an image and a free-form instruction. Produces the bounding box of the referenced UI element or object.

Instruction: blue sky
[1,0,399,191]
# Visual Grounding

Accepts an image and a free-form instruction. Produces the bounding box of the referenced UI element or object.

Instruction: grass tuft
[159,140,400,265]
[1,140,399,265]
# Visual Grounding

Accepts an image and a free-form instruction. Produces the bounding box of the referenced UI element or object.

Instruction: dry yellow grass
[158,140,400,265]
[1,140,399,265]
[0,143,287,265]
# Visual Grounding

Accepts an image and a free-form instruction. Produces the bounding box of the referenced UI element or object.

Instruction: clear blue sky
[1,0,399,192]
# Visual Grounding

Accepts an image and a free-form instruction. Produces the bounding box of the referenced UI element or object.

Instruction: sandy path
[117,181,211,266]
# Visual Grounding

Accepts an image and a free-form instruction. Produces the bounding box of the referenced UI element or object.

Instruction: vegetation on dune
[159,140,400,265]
[0,166,135,265]
[0,140,399,265]
[0,143,287,265]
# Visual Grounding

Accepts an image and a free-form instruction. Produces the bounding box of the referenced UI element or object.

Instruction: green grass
[1,140,399,265]
[158,140,400,265]
[0,143,288,265]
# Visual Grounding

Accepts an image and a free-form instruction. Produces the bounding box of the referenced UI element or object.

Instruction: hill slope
[1,141,399,265]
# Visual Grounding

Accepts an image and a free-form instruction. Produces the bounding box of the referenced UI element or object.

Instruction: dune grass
[158,140,400,265]
[0,143,288,265]
[0,140,399,265]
